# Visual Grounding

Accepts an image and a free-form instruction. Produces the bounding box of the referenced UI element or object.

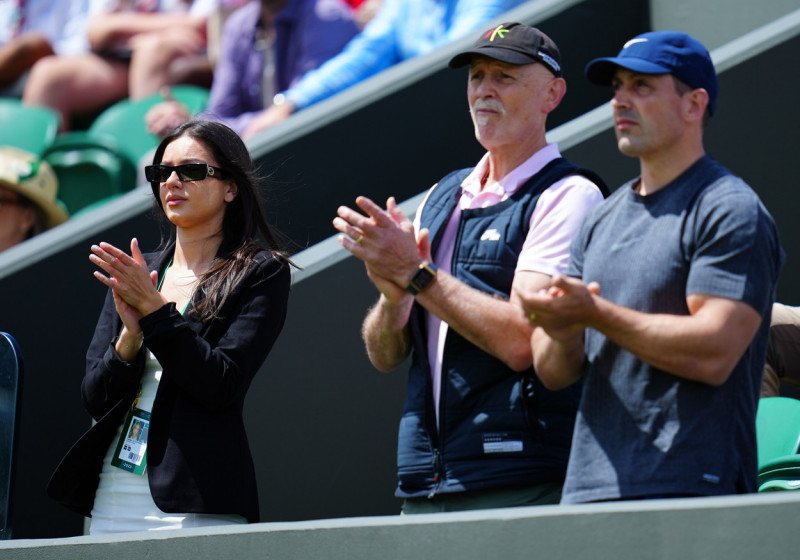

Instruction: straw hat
[0,146,68,229]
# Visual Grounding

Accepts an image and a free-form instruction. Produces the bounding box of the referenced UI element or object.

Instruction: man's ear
[684,88,710,124]
[544,77,567,114]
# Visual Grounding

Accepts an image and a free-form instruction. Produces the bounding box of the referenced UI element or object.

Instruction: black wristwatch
[407,262,438,295]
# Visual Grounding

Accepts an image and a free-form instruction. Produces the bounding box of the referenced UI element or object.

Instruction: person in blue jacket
[145,0,359,138]
[47,120,292,533]
[242,0,528,138]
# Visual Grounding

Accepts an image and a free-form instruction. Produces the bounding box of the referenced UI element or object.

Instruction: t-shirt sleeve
[516,176,605,276]
[686,180,784,316]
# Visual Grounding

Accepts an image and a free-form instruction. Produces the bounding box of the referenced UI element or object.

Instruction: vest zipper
[428,352,448,499]
[428,448,443,499]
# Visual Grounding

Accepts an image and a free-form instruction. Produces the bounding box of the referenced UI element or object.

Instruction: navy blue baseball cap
[585,31,718,114]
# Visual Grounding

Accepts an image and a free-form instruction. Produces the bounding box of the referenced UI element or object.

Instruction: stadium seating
[88,85,210,169]
[0,98,59,156]
[41,132,136,215]
[756,397,800,492]
[40,86,209,214]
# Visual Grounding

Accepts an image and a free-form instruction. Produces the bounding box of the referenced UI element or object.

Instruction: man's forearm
[415,271,535,372]
[531,328,586,390]
[585,294,761,386]
[362,295,413,372]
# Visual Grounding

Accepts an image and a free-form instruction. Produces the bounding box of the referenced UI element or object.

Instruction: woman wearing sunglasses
[48,120,292,534]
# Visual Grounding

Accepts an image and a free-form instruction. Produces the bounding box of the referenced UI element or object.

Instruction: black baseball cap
[448,22,562,77]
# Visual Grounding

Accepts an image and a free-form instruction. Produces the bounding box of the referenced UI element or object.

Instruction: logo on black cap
[485,24,510,42]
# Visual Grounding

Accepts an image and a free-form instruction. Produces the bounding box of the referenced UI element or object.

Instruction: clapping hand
[90,238,163,335]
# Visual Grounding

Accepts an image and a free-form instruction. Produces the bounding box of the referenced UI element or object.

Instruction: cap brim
[449,47,538,69]
[585,56,673,85]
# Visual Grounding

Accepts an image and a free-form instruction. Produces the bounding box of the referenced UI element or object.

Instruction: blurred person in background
[145,0,359,138]
[23,0,221,131]
[0,0,96,98]
[241,0,528,139]
[761,303,800,398]
[0,146,68,253]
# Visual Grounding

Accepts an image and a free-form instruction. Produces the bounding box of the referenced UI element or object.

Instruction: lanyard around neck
[157,257,193,314]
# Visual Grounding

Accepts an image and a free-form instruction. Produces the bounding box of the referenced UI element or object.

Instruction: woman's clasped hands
[90,238,164,334]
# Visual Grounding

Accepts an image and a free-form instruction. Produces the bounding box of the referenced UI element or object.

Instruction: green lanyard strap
[156,257,192,314]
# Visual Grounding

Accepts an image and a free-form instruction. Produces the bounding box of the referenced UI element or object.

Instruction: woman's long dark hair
[149,119,292,322]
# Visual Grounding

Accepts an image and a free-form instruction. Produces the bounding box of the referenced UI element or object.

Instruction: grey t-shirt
[562,156,784,503]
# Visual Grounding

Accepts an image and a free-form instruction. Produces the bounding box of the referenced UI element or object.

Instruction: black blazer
[47,242,291,523]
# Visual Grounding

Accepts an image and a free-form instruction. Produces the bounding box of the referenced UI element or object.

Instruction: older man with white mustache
[333,22,607,513]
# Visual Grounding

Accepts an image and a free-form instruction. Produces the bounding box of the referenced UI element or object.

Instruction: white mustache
[470,99,507,115]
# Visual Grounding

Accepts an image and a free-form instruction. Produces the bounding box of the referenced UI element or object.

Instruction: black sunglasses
[144,163,228,183]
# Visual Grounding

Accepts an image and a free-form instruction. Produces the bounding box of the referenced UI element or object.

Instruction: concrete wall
[650,0,798,48]
[2,493,799,560]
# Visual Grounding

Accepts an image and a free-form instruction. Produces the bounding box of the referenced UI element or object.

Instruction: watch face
[408,263,437,294]
[414,268,434,290]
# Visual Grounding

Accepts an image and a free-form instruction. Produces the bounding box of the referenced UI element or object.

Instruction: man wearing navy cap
[334,23,607,512]
[518,31,784,502]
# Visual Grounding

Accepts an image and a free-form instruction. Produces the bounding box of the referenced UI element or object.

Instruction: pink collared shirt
[414,143,604,424]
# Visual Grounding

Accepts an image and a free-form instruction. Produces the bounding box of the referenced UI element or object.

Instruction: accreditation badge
[111,407,150,475]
